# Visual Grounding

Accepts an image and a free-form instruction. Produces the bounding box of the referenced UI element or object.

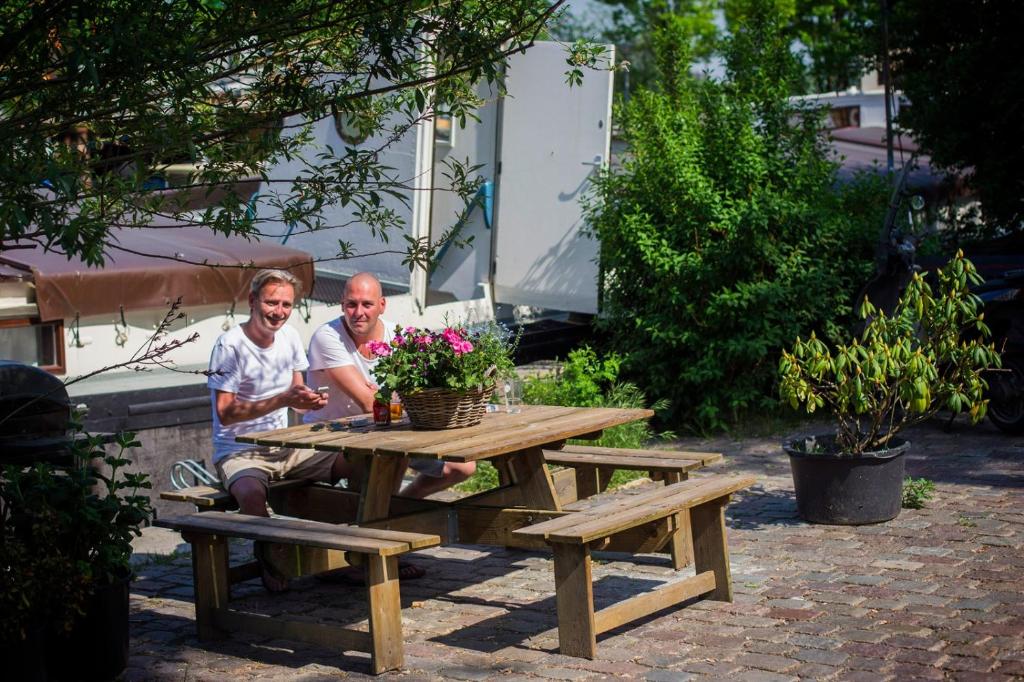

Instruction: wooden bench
[156,511,441,675]
[513,474,756,659]
[541,444,723,499]
[160,478,309,510]
[538,445,724,568]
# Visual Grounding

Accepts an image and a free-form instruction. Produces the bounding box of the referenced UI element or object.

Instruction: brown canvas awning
[0,222,314,321]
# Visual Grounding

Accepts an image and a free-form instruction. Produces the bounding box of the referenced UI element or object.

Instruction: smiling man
[305,274,476,508]
[207,269,353,592]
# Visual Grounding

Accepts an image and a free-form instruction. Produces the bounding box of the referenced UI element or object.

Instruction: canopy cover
[0,221,314,321]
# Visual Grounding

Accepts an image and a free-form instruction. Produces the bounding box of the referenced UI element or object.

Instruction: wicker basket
[399,384,493,429]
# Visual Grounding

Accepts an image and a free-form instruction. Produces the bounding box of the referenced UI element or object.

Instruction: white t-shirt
[303,318,395,423]
[207,323,309,462]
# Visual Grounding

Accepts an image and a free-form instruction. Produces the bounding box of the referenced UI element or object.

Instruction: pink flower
[367,340,392,357]
[404,326,417,334]
[415,335,432,347]
[452,340,474,356]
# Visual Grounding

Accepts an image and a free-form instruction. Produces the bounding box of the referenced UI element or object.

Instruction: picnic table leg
[509,446,562,512]
[662,471,694,569]
[552,542,597,658]
[366,554,404,674]
[690,497,733,601]
[359,455,406,523]
[183,531,230,640]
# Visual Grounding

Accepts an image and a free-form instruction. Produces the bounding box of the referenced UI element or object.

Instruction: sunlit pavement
[126,417,1024,680]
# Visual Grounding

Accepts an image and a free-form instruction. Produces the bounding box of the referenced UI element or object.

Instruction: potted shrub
[0,422,153,681]
[369,322,517,429]
[778,251,1000,524]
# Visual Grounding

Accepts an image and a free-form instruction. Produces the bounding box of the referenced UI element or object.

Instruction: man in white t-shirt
[305,272,476,499]
[208,269,355,592]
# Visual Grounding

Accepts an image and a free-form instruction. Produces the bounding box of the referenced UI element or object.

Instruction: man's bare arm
[323,365,378,413]
[215,372,326,426]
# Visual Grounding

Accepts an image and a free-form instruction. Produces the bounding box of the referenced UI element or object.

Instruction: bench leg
[690,498,733,602]
[184,532,230,640]
[366,555,404,674]
[662,472,694,569]
[552,543,597,659]
[573,465,614,500]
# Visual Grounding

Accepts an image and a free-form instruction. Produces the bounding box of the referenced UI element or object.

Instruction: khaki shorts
[216,447,337,491]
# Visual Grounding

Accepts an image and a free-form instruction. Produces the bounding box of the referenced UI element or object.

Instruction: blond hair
[249,268,301,297]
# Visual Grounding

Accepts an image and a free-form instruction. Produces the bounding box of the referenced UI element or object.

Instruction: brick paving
[126,417,1024,680]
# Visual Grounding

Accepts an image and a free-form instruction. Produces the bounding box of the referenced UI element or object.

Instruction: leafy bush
[779,251,1000,454]
[0,422,152,644]
[585,6,885,430]
[455,347,671,493]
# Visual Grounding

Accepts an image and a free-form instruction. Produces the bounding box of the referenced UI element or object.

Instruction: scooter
[958,235,1024,434]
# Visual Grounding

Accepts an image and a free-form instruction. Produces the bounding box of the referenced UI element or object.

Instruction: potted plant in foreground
[369,322,517,429]
[1,421,153,680]
[778,251,1000,524]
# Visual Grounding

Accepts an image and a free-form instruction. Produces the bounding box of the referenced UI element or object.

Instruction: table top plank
[236,405,654,463]
[341,405,581,458]
[407,407,654,461]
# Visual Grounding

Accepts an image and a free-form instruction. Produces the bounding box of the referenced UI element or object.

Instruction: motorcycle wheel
[988,356,1024,435]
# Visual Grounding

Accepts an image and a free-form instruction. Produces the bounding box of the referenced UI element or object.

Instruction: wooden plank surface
[556,444,723,466]
[592,571,716,634]
[515,475,756,544]
[543,449,723,472]
[157,512,440,555]
[215,609,372,652]
[161,479,309,507]
[235,405,654,463]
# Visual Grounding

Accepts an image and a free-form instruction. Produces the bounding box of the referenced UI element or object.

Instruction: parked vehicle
[855,166,1024,434]
[957,233,1024,434]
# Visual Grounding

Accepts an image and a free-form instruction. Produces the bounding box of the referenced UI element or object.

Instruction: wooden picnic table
[237,404,655,531]
[162,404,752,668]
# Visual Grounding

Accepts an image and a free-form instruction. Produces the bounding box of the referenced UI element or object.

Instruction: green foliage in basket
[369,321,517,395]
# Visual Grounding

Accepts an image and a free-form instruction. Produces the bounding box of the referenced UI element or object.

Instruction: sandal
[253,541,290,593]
[315,560,425,586]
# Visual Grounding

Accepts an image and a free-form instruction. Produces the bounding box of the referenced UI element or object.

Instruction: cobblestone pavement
[127,418,1024,680]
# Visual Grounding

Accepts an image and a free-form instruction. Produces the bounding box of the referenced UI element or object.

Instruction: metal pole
[882,0,894,173]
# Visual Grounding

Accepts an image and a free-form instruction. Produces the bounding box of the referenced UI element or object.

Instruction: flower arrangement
[369,321,517,396]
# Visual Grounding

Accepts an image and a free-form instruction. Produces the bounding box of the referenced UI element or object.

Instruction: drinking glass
[504,378,523,414]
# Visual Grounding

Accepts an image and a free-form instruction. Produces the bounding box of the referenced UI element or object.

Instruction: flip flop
[315,561,425,586]
[253,541,290,593]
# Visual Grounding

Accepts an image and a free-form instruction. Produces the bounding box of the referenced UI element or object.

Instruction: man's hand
[215,372,326,425]
[284,384,328,412]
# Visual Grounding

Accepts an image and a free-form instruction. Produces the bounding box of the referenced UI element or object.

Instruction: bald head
[343,272,383,300]
[341,272,386,340]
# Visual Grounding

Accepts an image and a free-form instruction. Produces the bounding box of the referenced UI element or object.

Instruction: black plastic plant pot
[784,435,909,525]
[0,623,47,682]
[48,569,131,681]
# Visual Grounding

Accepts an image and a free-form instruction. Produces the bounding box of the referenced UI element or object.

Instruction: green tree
[725,0,876,94]
[552,0,719,93]
[889,0,1024,229]
[586,6,885,428]
[0,0,592,266]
